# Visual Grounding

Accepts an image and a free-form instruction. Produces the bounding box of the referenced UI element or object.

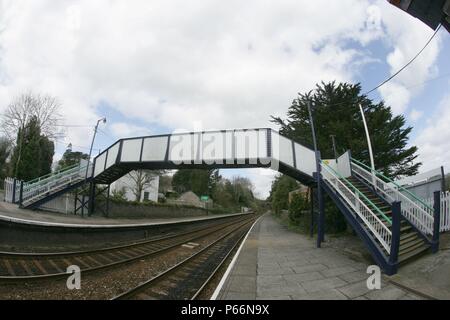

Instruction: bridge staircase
[321,158,439,275]
[6,162,93,210]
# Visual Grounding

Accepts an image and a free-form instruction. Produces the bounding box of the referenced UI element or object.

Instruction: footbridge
[3,128,444,275]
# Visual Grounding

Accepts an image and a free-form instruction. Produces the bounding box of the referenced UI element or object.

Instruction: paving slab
[217,214,426,300]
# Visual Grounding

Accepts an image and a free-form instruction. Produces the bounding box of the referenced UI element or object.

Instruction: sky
[0,0,449,199]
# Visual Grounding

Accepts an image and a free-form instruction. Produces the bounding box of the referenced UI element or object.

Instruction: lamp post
[83,117,106,217]
[85,117,107,180]
[359,104,376,184]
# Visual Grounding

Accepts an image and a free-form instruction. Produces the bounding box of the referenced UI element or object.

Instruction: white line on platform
[210,214,263,300]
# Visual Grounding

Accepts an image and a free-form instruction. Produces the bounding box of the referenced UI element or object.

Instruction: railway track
[0,215,253,280]
[113,217,256,300]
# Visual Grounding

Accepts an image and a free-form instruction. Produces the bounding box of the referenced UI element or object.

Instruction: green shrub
[288,193,311,233]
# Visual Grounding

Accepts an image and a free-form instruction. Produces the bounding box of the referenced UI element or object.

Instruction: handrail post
[432,191,441,253]
[19,181,24,208]
[12,178,17,203]
[389,201,401,272]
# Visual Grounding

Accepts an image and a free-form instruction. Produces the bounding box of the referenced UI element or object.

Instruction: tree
[159,174,173,194]
[0,137,11,179]
[271,81,420,178]
[212,175,256,210]
[268,174,298,214]
[1,92,62,142]
[9,116,55,180]
[127,170,164,202]
[172,169,218,196]
[111,187,127,202]
[39,136,55,177]
[58,145,89,169]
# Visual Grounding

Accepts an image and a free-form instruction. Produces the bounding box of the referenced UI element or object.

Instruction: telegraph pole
[330,135,338,160]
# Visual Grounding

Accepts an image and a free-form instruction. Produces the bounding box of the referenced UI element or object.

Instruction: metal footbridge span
[3,128,443,275]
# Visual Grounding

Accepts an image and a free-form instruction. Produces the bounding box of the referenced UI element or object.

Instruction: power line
[53,124,95,128]
[53,139,101,152]
[97,128,116,142]
[364,24,442,95]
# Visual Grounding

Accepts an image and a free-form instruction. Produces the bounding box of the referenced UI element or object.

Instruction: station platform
[214,214,426,300]
[0,201,245,229]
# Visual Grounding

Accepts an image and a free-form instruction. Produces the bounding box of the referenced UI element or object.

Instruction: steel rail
[112,219,254,300]
[0,216,253,281]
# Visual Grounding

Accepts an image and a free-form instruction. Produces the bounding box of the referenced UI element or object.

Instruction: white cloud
[0,0,444,193]
[413,94,450,172]
[0,0,387,140]
[409,108,423,122]
[373,0,442,115]
[109,122,151,139]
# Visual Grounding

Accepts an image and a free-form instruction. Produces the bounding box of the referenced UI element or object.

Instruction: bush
[324,194,348,233]
[287,192,348,235]
[288,193,310,231]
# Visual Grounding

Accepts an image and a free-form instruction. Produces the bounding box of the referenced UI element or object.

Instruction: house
[288,185,310,203]
[110,172,160,203]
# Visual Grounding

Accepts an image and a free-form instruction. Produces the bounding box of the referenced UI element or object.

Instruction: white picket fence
[423,191,450,232]
[3,177,20,203]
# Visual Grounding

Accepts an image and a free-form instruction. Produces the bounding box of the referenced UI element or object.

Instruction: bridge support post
[432,191,441,253]
[12,178,17,204]
[88,182,96,216]
[19,181,24,207]
[314,169,325,248]
[388,201,401,273]
[317,177,325,248]
[309,187,314,238]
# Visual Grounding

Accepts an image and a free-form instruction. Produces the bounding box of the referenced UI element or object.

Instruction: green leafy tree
[269,174,298,214]
[172,169,218,196]
[58,146,89,169]
[289,193,309,227]
[9,117,54,180]
[271,81,421,178]
[0,137,11,180]
[39,136,55,176]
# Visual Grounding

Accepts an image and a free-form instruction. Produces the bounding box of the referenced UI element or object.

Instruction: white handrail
[21,164,93,206]
[351,161,434,236]
[321,163,392,253]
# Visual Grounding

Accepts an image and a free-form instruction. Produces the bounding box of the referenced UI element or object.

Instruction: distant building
[110,172,160,203]
[289,185,310,203]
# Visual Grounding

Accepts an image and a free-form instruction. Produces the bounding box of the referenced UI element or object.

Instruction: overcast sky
[0,0,449,199]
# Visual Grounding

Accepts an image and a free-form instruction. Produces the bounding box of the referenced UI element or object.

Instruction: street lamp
[359,104,376,185]
[85,117,107,180]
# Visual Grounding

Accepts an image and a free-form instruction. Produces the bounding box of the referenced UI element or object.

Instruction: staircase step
[399,237,425,252]
[400,231,416,241]
[400,235,419,247]
[398,244,430,264]
[400,225,412,233]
